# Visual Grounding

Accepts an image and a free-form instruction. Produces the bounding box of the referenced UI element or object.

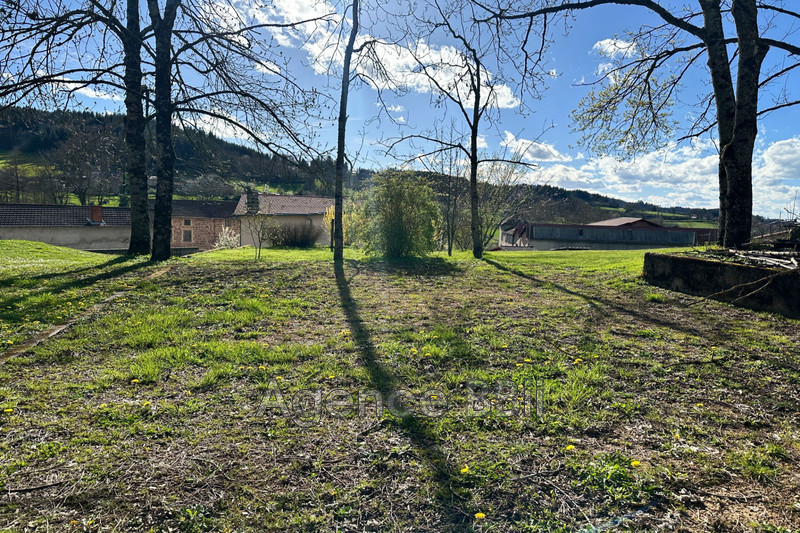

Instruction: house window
[183,230,192,242]
[224,220,231,227]
[184,219,192,226]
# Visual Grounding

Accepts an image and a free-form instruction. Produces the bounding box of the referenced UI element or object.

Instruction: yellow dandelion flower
[631,460,641,467]
[565,445,575,451]
[674,433,681,439]
[515,363,523,367]
[524,358,532,362]
[131,379,140,384]
[696,403,704,407]
[573,358,583,364]
[475,512,486,520]
[411,348,418,355]
[424,352,431,357]
[328,375,335,379]
[3,408,12,413]
[259,365,266,370]
[431,395,438,400]
[501,344,508,349]
[460,464,469,474]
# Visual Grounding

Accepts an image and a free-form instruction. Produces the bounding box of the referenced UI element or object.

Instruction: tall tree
[146,0,180,262]
[0,0,152,253]
[123,0,151,253]
[475,0,800,247]
[387,0,542,258]
[334,0,360,263]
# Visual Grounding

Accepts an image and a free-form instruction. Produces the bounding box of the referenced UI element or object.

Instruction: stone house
[234,191,335,247]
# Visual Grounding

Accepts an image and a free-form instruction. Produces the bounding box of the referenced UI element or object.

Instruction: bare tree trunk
[148,0,180,261]
[333,0,359,263]
[124,0,150,255]
[722,0,768,248]
[470,68,483,259]
[700,0,736,246]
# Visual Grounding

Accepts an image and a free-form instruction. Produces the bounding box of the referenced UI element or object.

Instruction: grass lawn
[1,243,798,532]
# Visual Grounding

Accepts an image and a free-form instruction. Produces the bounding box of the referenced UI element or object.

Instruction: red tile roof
[233,193,334,216]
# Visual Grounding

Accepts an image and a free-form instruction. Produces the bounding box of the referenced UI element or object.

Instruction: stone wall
[643,253,800,318]
[172,218,241,251]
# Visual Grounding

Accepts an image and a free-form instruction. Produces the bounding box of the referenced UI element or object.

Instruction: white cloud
[386,104,405,113]
[501,131,571,162]
[592,38,637,59]
[526,138,800,216]
[73,86,123,101]
[251,1,519,110]
[477,135,488,149]
[254,60,280,75]
[180,109,251,142]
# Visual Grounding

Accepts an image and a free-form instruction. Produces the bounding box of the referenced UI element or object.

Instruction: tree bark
[333,0,359,263]
[148,0,180,261]
[699,0,736,246]
[722,0,768,248]
[124,0,150,255]
[470,66,483,259]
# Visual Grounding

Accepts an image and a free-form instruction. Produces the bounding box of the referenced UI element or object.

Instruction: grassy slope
[0,240,153,351]
[0,244,798,532]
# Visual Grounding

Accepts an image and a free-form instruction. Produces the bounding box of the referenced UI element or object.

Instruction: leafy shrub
[273,223,323,248]
[361,172,442,258]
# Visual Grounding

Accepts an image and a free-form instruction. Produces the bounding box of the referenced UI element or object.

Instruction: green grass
[0,240,153,352]
[0,242,798,531]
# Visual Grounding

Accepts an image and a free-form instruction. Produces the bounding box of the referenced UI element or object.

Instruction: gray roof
[148,199,238,219]
[0,204,131,227]
[588,217,662,227]
[233,193,334,216]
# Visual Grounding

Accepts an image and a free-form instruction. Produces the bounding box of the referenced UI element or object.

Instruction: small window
[224,220,231,228]
[183,230,192,242]
[184,219,192,226]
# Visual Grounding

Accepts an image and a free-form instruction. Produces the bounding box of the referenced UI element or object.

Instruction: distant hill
[0,106,342,199]
[1,106,722,228]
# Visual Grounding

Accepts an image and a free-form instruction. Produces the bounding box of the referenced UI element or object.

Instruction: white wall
[0,226,130,250]
[239,214,329,247]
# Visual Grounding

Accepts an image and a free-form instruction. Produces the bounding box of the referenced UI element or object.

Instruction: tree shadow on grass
[359,255,464,277]
[334,260,473,532]
[0,254,136,288]
[481,256,720,340]
[0,256,152,323]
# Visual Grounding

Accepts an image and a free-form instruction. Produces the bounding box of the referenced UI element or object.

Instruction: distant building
[234,191,334,247]
[499,216,698,250]
[0,204,133,251]
[160,199,240,251]
[0,200,239,252]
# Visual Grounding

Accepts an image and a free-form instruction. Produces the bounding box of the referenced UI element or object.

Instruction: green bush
[274,223,323,248]
[361,172,441,258]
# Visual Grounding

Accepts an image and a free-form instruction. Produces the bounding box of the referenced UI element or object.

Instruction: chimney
[245,188,260,215]
[90,205,103,223]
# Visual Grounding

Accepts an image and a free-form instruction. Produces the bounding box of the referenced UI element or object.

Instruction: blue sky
[54,0,800,218]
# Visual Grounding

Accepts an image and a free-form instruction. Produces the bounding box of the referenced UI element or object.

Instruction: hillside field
[0,241,798,532]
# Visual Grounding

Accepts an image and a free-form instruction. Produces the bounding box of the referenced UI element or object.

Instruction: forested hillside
[0,107,720,229]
